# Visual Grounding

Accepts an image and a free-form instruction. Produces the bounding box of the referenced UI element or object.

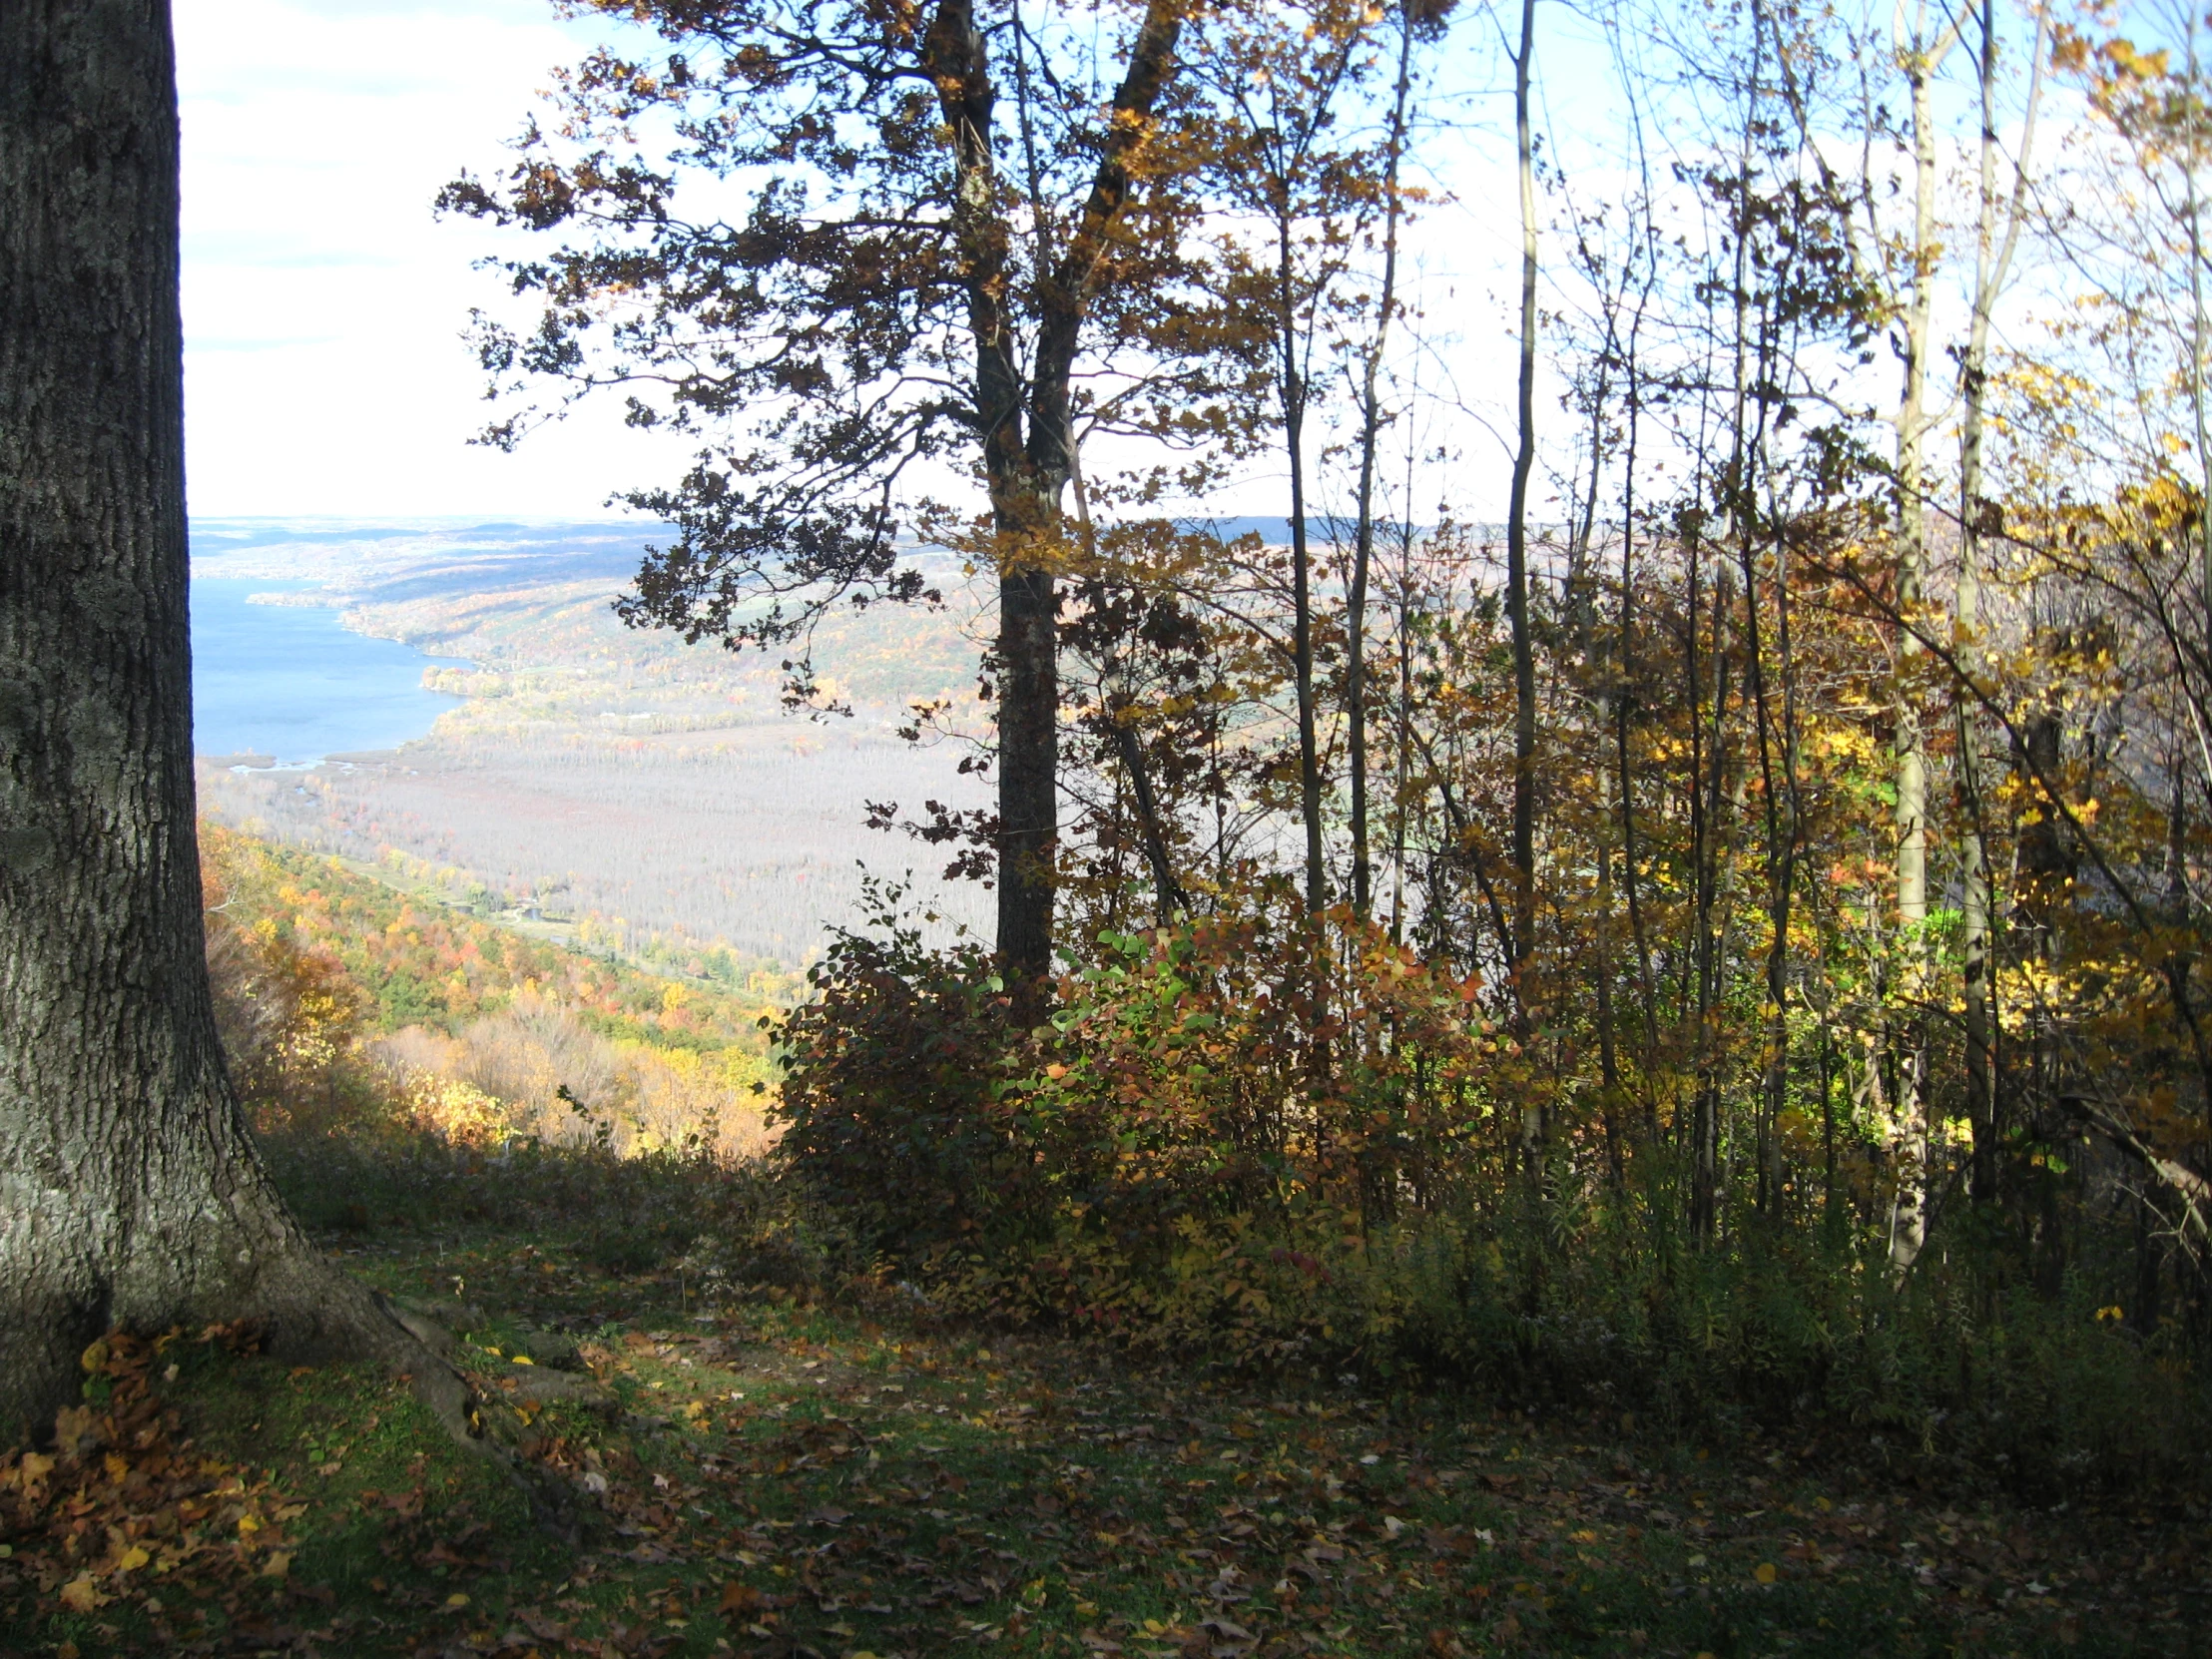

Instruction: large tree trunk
[0,0,425,1442]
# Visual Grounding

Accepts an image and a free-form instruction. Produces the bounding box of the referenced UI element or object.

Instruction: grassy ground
[2,1220,2200,1659]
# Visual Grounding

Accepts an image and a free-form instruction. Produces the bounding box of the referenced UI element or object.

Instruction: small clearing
[2,1227,2195,1658]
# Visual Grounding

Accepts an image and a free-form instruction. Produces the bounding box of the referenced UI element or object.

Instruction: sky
[170,0,2083,531]
[166,0,1665,525]
[176,0,676,518]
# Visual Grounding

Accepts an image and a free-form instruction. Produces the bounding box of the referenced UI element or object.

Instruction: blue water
[190,579,467,764]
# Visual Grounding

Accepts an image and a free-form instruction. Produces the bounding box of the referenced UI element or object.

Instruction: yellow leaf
[59,1576,103,1612]
[104,1452,129,1483]
[512,1354,535,1366]
[262,1551,291,1579]
[446,1592,470,1608]
[237,1512,261,1533]
[1755,1562,1779,1585]
[118,1545,151,1572]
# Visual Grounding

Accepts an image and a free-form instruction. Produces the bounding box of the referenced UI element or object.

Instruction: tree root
[369,1291,589,1542]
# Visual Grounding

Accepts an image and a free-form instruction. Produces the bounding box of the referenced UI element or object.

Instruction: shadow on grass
[1,1131,2195,1658]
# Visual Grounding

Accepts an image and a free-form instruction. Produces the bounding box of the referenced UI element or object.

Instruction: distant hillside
[193,518,996,967]
[203,826,784,1158]
[204,825,795,1046]
[194,512,1433,968]
[189,517,679,605]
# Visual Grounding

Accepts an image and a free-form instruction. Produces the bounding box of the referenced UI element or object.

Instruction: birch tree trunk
[1886,5,1959,1276]
[1956,0,2045,1202]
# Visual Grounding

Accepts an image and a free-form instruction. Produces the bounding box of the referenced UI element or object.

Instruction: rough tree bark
[0,0,440,1443]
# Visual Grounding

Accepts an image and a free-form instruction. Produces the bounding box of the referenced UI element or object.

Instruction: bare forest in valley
[193,526,998,966]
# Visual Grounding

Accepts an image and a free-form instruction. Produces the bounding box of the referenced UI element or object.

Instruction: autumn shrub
[774,881,1034,1255]
[773,900,2212,1494]
[777,900,1512,1352]
[200,826,788,1262]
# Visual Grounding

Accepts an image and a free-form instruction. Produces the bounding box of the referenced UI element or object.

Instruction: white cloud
[171,0,1533,523]
[176,0,680,517]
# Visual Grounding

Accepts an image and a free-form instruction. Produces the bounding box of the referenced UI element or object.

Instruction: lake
[191,579,466,765]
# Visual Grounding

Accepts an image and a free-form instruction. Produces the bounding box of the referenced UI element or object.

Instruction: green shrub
[774,880,1033,1255]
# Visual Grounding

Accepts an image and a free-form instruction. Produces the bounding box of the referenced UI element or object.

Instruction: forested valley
[11,0,2212,1654]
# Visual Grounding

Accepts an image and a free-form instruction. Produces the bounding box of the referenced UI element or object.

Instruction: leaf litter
[2,1233,2203,1657]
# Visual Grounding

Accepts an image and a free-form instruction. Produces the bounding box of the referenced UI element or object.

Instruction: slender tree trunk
[1390,534,1415,947]
[1603,24,1663,1127]
[1742,520,1800,1219]
[1569,330,1624,1189]
[1347,2,1416,920]
[1102,678,1183,923]
[0,0,430,1441]
[1282,229,1327,916]
[1506,0,1541,983]
[1690,554,1736,1245]
[1956,0,2043,1203]
[2190,10,2212,677]
[1819,1008,1839,1227]
[1504,0,1543,1186]
[1595,762,1627,1190]
[1615,304,1661,1123]
[1887,9,1955,1276]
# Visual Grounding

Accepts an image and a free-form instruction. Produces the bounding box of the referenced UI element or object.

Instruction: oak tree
[443,0,1202,992]
[0,0,437,1437]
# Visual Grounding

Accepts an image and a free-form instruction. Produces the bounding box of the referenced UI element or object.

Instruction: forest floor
[3,1222,2201,1659]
